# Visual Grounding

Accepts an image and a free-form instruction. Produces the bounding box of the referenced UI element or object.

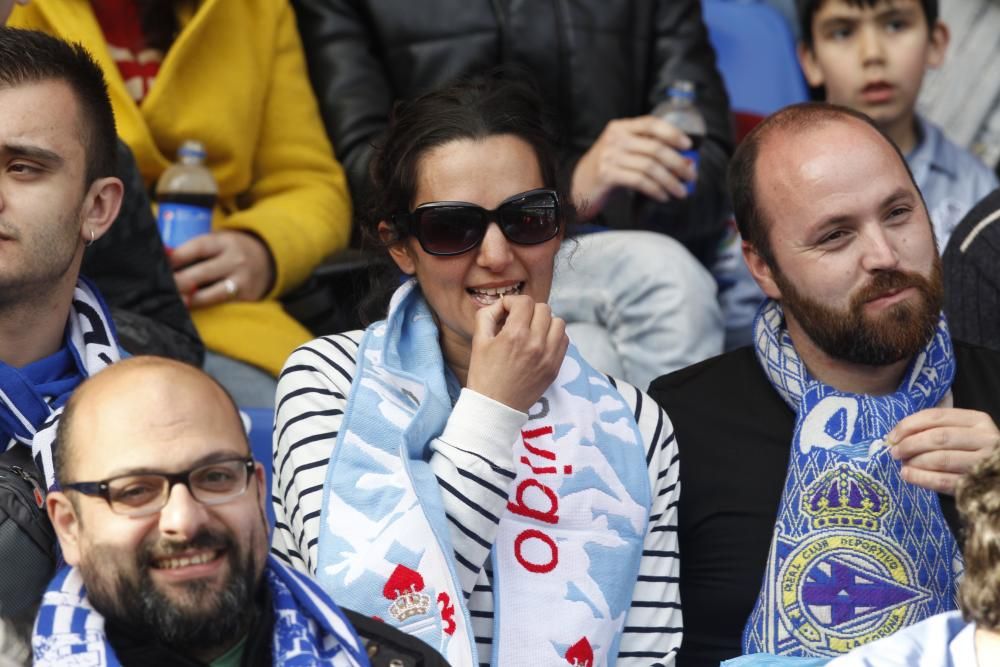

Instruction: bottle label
[157,202,213,249]
[680,148,700,195]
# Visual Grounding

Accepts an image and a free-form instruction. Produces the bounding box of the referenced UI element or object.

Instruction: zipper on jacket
[10,464,45,508]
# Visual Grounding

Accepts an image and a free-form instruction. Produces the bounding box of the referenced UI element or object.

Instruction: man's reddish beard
[772,256,944,366]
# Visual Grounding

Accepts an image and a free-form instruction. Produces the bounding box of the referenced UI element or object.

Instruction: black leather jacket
[293,0,734,265]
[82,141,204,366]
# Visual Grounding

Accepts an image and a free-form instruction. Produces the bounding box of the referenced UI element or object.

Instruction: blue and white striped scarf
[32,555,369,666]
[316,280,651,666]
[743,300,961,658]
[0,277,119,490]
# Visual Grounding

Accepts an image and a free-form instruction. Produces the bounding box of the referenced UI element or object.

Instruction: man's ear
[378,221,416,276]
[79,176,124,245]
[47,492,82,566]
[253,463,266,517]
[742,240,782,300]
[925,20,949,69]
[797,42,826,88]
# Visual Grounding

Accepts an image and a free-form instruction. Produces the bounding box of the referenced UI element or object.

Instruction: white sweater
[271,331,682,666]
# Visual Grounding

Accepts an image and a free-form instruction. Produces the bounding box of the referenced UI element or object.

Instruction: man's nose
[861,225,900,272]
[158,483,210,540]
[476,222,513,271]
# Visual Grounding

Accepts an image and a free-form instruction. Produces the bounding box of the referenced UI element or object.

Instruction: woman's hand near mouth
[466,295,569,412]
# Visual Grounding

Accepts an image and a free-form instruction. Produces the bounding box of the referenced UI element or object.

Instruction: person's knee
[203,351,278,409]
[561,231,717,295]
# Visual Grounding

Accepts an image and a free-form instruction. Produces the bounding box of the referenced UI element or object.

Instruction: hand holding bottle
[170,230,275,308]
[571,80,706,218]
[572,116,696,218]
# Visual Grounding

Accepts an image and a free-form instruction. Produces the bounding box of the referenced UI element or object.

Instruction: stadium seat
[703,0,809,142]
[242,406,276,528]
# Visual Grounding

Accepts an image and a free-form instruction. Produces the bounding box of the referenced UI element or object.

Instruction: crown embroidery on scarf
[383,565,432,622]
[802,463,890,532]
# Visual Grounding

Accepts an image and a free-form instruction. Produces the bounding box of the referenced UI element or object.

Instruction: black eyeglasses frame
[63,457,256,517]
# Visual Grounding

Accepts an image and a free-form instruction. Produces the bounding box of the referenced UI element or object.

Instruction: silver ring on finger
[223,277,239,300]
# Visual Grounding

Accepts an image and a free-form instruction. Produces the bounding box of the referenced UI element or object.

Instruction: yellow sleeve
[220,2,353,298]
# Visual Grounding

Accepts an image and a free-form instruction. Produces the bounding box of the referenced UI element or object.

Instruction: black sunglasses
[392,188,561,256]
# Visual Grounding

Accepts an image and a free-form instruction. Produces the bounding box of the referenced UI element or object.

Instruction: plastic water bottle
[155,140,218,249]
[651,80,706,195]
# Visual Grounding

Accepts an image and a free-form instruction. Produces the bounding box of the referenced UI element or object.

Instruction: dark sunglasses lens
[500,194,559,245]
[418,206,487,255]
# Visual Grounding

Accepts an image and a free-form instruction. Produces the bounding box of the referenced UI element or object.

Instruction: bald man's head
[727,102,923,267]
[54,356,247,487]
[46,357,270,658]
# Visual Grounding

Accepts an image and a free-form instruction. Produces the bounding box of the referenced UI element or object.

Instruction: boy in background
[796,0,998,247]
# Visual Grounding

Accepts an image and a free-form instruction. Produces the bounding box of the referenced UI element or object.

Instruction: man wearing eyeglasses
[35,356,370,667]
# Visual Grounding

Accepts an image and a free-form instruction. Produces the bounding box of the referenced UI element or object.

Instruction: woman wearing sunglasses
[272,75,682,667]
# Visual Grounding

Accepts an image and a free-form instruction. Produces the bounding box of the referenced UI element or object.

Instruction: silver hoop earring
[85,228,96,247]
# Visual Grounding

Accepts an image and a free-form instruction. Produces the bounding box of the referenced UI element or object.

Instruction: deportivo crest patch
[744,457,958,657]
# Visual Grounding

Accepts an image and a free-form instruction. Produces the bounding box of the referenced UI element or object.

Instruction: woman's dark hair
[359,70,573,323]
[366,70,566,244]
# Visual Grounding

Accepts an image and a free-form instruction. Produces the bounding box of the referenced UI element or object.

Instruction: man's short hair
[0,27,117,184]
[956,446,1000,631]
[727,102,919,267]
[797,0,940,51]
[52,400,76,489]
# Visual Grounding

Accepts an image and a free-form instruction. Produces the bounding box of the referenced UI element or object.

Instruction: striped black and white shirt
[272,331,682,666]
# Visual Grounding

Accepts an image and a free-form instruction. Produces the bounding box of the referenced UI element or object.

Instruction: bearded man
[37,357,368,666]
[648,103,1000,667]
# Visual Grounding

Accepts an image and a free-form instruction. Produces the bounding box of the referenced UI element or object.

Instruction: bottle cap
[177,140,207,160]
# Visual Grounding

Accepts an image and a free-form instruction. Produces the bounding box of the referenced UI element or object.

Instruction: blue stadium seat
[703,0,809,141]
[242,406,276,528]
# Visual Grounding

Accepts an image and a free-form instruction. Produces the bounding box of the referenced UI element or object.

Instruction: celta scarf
[742,300,961,658]
[32,555,369,666]
[0,277,119,490]
[316,280,651,666]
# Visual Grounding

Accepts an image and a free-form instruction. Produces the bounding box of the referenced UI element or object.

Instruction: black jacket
[943,187,1000,352]
[82,141,204,366]
[293,0,734,264]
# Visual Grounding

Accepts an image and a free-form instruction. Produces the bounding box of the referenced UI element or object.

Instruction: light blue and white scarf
[317,280,651,666]
[32,555,369,666]
[0,277,119,490]
[742,300,961,658]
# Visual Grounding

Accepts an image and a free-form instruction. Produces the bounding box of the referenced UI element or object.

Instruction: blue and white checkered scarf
[743,300,961,658]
